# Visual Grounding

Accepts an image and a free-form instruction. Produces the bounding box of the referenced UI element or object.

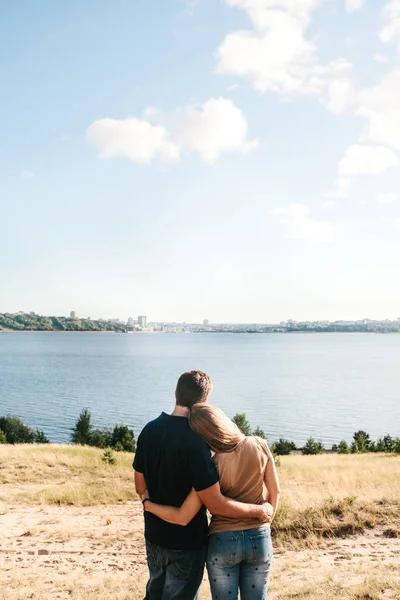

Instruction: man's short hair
[175,371,213,409]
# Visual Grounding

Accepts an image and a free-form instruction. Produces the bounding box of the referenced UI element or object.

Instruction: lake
[0,332,399,446]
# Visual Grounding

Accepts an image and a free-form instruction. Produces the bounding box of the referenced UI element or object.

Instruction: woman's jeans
[207,526,273,600]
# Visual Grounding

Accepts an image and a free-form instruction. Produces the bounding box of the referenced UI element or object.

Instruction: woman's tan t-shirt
[209,436,271,535]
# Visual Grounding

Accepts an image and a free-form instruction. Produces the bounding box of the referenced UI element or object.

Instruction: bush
[337,440,350,454]
[272,438,297,456]
[0,416,35,443]
[71,410,136,452]
[302,437,324,455]
[351,430,371,454]
[393,438,400,454]
[110,425,136,452]
[102,448,117,465]
[253,426,266,439]
[34,429,50,444]
[0,429,7,444]
[88,429,110,449]
[232,413,252,436]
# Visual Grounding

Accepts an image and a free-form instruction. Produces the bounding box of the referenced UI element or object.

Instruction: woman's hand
[258,502,274,523]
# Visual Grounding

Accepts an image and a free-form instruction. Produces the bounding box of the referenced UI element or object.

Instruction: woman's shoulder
[246,435,272,458]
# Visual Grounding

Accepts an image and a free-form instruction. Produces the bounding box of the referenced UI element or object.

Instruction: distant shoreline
[1,329,400,335]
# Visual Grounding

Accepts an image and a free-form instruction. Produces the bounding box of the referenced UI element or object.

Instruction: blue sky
[2,0,400,323]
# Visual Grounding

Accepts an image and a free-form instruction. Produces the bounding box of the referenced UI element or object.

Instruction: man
[134,370,272,600]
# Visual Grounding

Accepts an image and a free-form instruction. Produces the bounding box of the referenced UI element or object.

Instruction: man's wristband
[142,498,149,507]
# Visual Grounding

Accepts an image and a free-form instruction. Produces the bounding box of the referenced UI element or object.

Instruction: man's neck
[171,405,190,418]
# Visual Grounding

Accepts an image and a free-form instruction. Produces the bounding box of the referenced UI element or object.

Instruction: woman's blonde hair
[188,404,245,453]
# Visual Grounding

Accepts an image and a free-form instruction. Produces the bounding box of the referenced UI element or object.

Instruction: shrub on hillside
[351,430,371,453]
[0,415,48,444]
[71,409,136,452]
[0,429,7,444]
[302,437,324,455]
[232,413,252,436]
[102,448,117,465]
[253,426,267,439]
[337,440,350,454]
[272,438,297,456]
[71,408,92,445]
[109,425,136,452]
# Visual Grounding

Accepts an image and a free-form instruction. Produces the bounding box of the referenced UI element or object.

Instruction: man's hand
[257,502,274,523]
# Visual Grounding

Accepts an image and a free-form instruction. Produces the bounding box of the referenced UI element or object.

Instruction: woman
[143,404,280,600]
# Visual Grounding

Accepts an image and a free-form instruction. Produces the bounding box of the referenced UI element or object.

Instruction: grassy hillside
[0,446,399,599]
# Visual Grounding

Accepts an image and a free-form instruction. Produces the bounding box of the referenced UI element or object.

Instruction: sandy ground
[1,501,399,600]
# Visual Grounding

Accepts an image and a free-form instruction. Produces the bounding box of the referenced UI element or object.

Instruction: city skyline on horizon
[3,308,400,326]
[2,2,400,323]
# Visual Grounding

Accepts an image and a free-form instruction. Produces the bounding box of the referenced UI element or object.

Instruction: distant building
[70,311,76,319]
[138,315,147,328]
[203,319,209,327]
[127,317,134,327]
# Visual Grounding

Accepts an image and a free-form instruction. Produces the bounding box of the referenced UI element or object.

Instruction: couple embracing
[134,370,280,600]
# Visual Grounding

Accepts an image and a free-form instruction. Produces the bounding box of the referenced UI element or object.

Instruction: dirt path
[1,502,399,599]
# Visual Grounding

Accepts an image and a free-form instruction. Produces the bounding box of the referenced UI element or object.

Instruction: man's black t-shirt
[133,412,219,550]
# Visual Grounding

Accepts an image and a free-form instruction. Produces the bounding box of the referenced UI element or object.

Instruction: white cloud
[270,203,334,242]
[324,78,356,114]
[172,98,258,164]
[87,118,180,165]
[322,200,337,210]
[338,144,400,176]
[324,177,351,199]
[87,98,258,166]
[380,1,400,48]
[216,0,352,97]
[21,170,34,179]
[357,69,400,150]
[180,0,198,16]
[346,0,365,13]
[377,192,398,203]
[373,54,389,64]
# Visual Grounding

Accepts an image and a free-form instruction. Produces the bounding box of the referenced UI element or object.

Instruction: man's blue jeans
[206,526,273,600]
[144,541,206,600]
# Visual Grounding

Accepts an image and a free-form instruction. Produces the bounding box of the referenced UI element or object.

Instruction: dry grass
[0,444,137,505]
[272,453,400,546]
[0,446,399,599]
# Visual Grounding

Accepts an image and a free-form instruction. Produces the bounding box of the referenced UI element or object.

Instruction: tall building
[138,315,147,329]
[70,311,76,319]
[203,319,209,327]
[127,317,134,327]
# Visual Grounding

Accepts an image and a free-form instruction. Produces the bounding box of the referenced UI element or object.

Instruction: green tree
[34,429,49,444]
[232,413,252,436]
[253,426,266,439]
[71,409,92,445]
[110,425,136,452]
[302,437,324,455]
[393,438,400,454]
[272,438,296,456]
[0,429,7,444]
[351,430,371,453]
[0,416,35,443]
[88,429,110,448]
[337,440,350,454]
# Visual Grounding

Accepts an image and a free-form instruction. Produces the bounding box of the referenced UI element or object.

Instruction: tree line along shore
[1,410,399,461]
[0,313,126,332]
